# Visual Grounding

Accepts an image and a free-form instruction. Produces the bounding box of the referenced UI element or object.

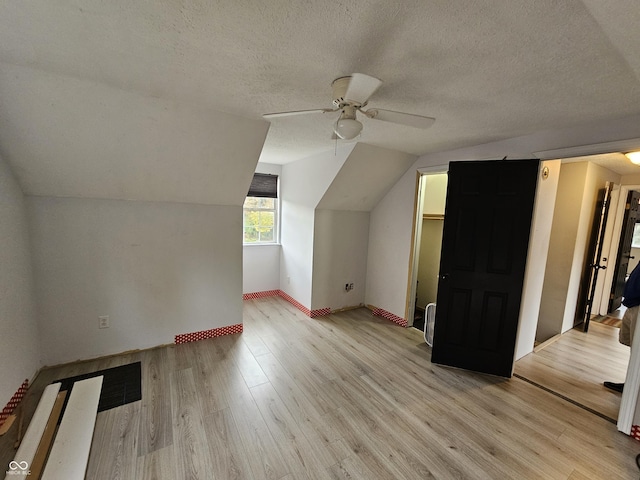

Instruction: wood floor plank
[254,352,345,457]
[408,385,571,479]
[514,322,628,421]
[86,401,141,480]
[203,408,255,480]
[232,340,271,388]
[242,331,271,358]
[137,347,173,456]
[189,338,233,415]
[170,368,214,480]
[327,455,378,480]
[259,334,338,414]
[556,421,640,478]
[250,382,333,480]
[136,445,177,480]
[227,365,289,480]
[334,401,456,480]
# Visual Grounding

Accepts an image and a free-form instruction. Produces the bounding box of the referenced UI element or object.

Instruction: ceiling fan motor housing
[331,76,352,108]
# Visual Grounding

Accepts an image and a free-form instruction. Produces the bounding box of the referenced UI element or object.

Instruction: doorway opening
[592,187,640,320]
[405,152,640,431]
[407,172,447,332]
[524,153,640,427]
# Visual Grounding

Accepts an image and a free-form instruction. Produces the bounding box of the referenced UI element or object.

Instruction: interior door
[609,190,640,312]
[431,159,539,378]
[578,183,612,332]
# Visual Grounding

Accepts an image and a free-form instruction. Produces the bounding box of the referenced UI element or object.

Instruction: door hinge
[626,203,631,210]
[610,293,615,300]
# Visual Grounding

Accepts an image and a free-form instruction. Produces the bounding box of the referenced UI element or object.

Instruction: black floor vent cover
[53,361,141,413]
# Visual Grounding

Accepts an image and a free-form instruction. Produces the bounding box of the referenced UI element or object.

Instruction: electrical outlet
[349,283,354,291]
[345,283,354,292]
[98,315,110,329]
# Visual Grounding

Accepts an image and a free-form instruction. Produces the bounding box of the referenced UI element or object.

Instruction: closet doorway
[410,173,447,331]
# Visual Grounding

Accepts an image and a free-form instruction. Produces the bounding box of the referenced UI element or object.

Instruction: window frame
[243,174,280,245]
[632,223,640,249]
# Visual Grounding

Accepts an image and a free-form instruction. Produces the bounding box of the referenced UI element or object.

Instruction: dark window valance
[247,173,278,198]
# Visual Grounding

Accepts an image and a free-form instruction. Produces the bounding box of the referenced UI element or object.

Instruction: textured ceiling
[562,153,640,176]
[1,0,640,199]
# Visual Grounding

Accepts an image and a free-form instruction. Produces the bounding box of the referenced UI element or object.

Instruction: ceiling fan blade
[263,108,336,119]
[365,109,435,129]
[344,73,382,105]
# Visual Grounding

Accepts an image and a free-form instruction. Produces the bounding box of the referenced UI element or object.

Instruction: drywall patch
[372,307,408,327]
[0,379,29,428]
[242,290,280,300]
[175,324,243,344]
[631,425,640,442]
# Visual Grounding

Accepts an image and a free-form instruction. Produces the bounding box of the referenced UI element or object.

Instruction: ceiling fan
[263,73,435,140]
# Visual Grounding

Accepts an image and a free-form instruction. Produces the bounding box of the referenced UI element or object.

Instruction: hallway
[515,322,629,422]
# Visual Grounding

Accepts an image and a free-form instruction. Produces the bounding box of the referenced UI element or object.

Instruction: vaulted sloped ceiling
[1,0,640,203]
[317,144,416,211]
[0,64,269,205]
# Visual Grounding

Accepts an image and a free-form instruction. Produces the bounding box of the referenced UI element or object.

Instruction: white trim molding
[535,138,640,160]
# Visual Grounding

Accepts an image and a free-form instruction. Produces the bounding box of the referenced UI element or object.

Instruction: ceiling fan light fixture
[262,73,435,140]
[334,118,362,140]
[626,151,640,165]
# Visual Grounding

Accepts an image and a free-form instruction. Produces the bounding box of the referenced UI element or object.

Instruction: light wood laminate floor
[2,296,639,479]
[514,322,629,422]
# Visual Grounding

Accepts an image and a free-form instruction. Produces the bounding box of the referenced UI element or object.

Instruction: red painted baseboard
[372,307,408,327]
[243,290,332,318]
[175,324,243,344]
[242,290,280,300]
[0,379,29,429]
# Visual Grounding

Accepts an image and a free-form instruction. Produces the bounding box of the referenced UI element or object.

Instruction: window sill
[243,242,281,247]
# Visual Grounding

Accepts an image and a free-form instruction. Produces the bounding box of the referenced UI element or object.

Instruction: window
[633,223,640,249]
[244,173,278,244]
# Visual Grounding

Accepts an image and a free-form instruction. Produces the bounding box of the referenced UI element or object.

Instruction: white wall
[243,245,281,293]
[28,196,242,366]
[0,156,40,408]
[243,162,282,294]
[537,162,589,341]
[280,143,414,311]
[311,209,370,310]
[279,146,355,308]
[515,160,561,359]
[365,170,418,317]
